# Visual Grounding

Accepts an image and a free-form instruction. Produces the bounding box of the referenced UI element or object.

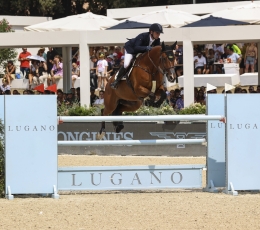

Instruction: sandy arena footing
[1,155,260,230]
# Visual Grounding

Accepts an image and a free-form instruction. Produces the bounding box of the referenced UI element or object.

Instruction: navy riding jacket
[124,32,160,54]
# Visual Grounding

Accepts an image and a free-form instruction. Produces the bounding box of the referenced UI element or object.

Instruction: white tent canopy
[119,8,201,28]
[24,12,118,32]
[202,2,260,24]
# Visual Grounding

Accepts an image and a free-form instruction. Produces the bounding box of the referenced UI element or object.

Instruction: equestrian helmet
[149,23,163,34]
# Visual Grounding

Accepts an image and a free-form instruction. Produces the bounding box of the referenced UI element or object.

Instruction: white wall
[107,1,260,19]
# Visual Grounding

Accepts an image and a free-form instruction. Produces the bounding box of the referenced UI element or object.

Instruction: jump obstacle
[2,94,260,199]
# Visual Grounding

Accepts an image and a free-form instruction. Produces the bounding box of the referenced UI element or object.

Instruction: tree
[0,19,17,75]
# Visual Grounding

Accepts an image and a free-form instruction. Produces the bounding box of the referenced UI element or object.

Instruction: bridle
[133,47,175,80]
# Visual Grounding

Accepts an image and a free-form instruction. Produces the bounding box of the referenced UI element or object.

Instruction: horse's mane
[138,45,161,61]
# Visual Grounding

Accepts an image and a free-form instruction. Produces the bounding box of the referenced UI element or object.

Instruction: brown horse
[97,41,177,139]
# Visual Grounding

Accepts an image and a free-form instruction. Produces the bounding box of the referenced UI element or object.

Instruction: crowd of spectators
[0,43,259,111]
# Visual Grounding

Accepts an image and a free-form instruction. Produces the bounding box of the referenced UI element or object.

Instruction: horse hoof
[115,124,124,133]
[97,131,105,140]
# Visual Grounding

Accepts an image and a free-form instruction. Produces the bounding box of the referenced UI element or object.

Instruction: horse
[97,41,177,139]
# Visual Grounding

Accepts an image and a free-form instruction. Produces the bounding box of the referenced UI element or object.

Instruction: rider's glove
[146,46,152,51]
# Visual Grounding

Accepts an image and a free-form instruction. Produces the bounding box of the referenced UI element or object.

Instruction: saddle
[122,53,141,80]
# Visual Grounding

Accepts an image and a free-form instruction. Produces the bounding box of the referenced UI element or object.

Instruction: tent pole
[79,32,90,107]
[183,40,194,107]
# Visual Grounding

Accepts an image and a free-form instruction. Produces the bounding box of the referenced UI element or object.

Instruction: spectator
[194,51,206,74]
[257,85,260,93]
[175,91,184,110]
[167,90,179,108]
[12,89,19,95]
[90,87,98,106]
[4,90,11,95]
[114,46,123,60]
[227,47,241,64]
[23,90,28,95]
[71,62,80,88]
[207,49,215,74]
[18,48,31,79]
[57,90,64,106]
[48,55,63,86]
[108,46,115,55]
[227,44,241,56]
[38,61,48,85]
[4,60,16,85]
[0,78,11,93]
[96,46,108,59]
[214,44,224,61]
[96,54,108,91]
[174,51,183,83]
[241,89,247,93]
[222,89,232,94]
[208,89,217,94]
[248,86,254,93]
[90,55,98,89]
[65,90,74,105]
[245,43,257,73]
[47,47,58,74]
[29,60,39,89]
[196,90,206,105]
[106,55,114,77]
[234,87,242,93]
[76,87,80,103]
[39,47,47,61]
[93,90,104,107]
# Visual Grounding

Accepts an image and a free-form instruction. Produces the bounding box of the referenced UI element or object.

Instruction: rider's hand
[146,46,152,51]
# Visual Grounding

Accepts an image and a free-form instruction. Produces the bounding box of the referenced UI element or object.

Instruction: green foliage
[123,104,177,116]
[0,19,17,74]
[58,102,102,116]
[178,103,206,115]
[0,119,4,198]
[0,0,241,18]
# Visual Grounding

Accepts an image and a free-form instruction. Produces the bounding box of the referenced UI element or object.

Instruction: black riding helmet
[149,23,163,34]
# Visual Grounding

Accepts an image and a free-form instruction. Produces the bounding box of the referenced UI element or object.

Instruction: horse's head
[160,41,177,83]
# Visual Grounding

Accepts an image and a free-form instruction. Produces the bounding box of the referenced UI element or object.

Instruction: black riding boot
[110,66,126,89]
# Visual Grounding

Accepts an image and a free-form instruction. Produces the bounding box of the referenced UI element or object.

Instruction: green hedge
[58,102,206,116]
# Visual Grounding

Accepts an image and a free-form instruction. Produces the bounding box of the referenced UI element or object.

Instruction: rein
[134,49,173,77]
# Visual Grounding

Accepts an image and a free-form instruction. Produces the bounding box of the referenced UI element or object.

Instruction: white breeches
[124,50,133,68]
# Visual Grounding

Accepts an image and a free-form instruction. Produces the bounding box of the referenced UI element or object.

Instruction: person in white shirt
[194,52,206,74]
[96,54,108,91]
[227,47,241,63]
[93,90,104,107]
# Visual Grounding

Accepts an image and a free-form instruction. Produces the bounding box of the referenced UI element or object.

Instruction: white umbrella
[121,8,201,28]
[27,55,46,62]
[24,12,119,32]
[201,2,260,24]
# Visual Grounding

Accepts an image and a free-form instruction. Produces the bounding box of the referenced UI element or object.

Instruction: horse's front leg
[154,86,167,107]
[97,108,106,140]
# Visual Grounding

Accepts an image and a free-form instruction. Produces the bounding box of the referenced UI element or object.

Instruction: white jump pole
[59,115,224,122]
[58,139,206,146]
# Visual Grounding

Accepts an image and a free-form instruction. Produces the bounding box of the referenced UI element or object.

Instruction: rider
[110,23,163,89]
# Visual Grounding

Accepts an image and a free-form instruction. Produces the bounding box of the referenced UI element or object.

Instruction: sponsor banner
[226,94,260,190]
[58,165,205,190]
[58,122,206,156]
[5,96,57,194]
[207,94,226,188]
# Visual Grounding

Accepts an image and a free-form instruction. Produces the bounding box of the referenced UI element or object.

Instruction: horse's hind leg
[112,107,124,133]
[113,101,143,133]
